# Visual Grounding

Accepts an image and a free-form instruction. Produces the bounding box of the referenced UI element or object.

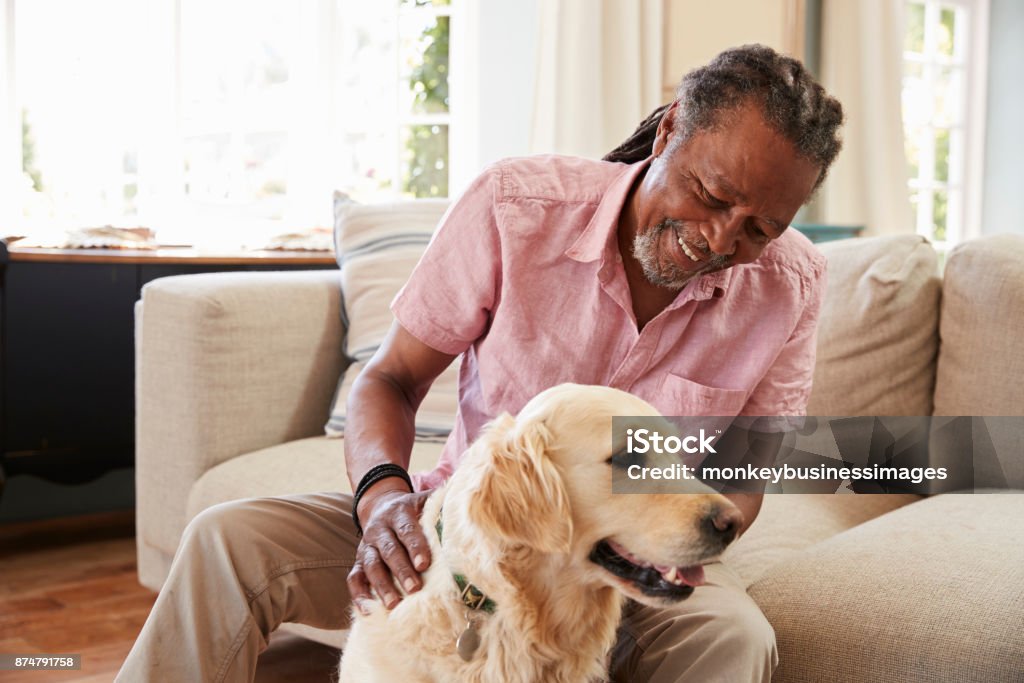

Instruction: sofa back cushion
[933,234,1024,416]
[325,194,457,441]
[807,235,941,416]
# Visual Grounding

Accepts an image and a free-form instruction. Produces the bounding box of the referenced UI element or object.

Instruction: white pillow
[325,193,457,442]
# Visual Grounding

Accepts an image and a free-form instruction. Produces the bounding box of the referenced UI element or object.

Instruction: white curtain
[529,0,663,160]
[813,0,915,236]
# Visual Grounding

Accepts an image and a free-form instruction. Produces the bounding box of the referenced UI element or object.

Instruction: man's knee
[179,499,269,563]
[708,599,777,662]
[629,594,778,681]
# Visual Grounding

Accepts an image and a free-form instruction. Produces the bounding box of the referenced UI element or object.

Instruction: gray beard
[632,219,730,290]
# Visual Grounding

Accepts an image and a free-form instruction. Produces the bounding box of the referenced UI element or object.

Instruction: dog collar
[435,511,497,615]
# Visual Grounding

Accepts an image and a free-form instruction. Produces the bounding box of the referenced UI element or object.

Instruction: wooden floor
[0,510,340,682]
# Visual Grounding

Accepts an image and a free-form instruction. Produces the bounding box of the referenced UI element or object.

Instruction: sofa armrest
[135,269,345,578]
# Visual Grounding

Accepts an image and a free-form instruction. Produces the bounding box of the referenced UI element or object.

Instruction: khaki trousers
[118,493,776,682]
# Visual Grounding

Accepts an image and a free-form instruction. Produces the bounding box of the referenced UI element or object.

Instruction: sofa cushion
[807,235,940,416]
[325,195,457,441]
[186,436,446,520]
[747,493,1024,683]
[722,493,919,587]
[933,234,1024,416]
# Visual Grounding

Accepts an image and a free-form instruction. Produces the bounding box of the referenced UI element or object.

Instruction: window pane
[180,0,293,124]
[179,0,293,220]
[933,67,963,127]
[913,191,929,236]
[938,7,956,57]
[946,127,965,185]
[905,2,925,53]
[184,134,231,201]
[402,125,449,197]
[16,0,151,226]
[904,124,924,180]
[945,189,962,243]
[400,14,450,115]
[901,62,929,126]
[243,132,288,217]
[934,128,950,183]
[331,3,398,200]
[932,190,948,241]
[400,0,451,7]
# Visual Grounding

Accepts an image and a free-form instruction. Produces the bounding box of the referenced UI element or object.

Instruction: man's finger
[392,511,432,574]
[346,562,373,616]
[372,526,420,597]
[361,539,402,609]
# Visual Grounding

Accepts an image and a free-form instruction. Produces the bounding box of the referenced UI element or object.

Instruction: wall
[981,0,1024,235]
[458,0,820,190]
[450,0,538,193]
[462,0,800,185]
[663,0,795,97]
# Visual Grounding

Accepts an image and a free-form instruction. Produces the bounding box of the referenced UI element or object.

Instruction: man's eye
[750,224,771,243]
[697,183,727,208]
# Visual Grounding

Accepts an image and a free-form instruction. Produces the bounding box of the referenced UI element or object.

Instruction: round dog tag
[457,622,480,661]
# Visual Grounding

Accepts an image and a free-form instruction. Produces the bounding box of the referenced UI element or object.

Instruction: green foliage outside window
[405,124,449,198]
[22,108,44,191]
[932,191,947,241]
[905,3,925,53]
[404,16,449,197]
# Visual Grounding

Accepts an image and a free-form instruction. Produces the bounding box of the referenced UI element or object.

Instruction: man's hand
[347,484,433,615]
[343,322,457,614]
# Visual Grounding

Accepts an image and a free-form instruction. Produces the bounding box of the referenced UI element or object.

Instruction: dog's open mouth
[589,539,706,600]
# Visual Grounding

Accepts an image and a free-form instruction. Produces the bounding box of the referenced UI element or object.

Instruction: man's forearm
[344,368,421,516]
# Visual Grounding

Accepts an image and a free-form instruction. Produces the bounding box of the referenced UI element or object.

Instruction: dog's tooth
[664,567,678,584]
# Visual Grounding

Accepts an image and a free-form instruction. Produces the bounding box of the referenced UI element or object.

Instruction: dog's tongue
[607,540,707,587]
[655,564,706,587]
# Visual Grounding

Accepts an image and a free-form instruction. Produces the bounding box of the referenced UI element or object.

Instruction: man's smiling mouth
[678,237,702,263]
[672,226,706,265]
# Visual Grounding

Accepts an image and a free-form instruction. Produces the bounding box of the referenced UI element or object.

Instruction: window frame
[902,0,989,249]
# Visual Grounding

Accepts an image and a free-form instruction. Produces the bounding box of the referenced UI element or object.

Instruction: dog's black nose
[702,505,742,545]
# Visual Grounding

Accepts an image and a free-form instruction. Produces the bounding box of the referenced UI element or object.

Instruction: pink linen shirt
[392,155,827,491]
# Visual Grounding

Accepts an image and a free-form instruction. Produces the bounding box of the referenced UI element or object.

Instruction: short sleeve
[390,164,504,355]
[741,262,827,417]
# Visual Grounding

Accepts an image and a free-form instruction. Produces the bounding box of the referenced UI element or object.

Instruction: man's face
[628,100,822,290]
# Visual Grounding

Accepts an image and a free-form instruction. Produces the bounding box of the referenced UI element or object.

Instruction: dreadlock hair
[603,44,844,190]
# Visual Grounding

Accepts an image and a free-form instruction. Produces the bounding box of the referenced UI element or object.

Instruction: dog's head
[451,383,742,607]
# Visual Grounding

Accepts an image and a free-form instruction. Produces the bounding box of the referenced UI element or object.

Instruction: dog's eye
[607,448,642,469]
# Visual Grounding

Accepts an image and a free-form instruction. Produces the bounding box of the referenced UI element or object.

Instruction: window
[901,0,988,249]
[5,0,458,246]
[398,0,451,199]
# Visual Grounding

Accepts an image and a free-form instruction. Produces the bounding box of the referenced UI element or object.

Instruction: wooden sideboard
[0,242,336,501]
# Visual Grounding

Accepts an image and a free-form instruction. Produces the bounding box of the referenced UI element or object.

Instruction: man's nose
[700,214,744,257]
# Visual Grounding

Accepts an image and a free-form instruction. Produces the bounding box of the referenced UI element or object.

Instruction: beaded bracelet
[351,463,413,536]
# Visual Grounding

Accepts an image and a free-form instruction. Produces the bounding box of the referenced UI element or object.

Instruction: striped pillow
[325,194,458,442]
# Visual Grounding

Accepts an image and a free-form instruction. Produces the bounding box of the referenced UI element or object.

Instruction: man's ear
[468,414,573,554]
[652,99,681,158]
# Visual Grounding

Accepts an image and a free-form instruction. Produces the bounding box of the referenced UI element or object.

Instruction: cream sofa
[134,232,1024,682]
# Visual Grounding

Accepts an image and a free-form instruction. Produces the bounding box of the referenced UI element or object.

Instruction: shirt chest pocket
[658,373,749,416]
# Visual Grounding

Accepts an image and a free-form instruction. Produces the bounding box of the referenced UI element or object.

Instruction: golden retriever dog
[338,384,741,683]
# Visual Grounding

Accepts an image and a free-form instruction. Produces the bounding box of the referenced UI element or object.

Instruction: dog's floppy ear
[468,413,573,554]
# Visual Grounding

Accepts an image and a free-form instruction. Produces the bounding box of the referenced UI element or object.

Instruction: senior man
[119,44,843,682]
